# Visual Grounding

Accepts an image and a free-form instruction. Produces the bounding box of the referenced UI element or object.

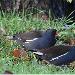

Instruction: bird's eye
[13,35,15,38]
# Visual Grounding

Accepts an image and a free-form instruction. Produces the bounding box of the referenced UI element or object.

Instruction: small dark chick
[7,29,57,50]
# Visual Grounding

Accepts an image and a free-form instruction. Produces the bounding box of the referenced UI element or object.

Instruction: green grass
[0,12,75,74]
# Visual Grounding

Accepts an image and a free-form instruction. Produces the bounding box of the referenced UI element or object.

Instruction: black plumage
[32,45,71,60]
[13,30,43,41]
[32,45,75,66]
[8,29,57,50]
[49,46,75,66]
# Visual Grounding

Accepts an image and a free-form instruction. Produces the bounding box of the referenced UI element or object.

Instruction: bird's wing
[16,31,43,41]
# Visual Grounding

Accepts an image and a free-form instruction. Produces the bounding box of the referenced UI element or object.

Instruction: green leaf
[67,0,72,3]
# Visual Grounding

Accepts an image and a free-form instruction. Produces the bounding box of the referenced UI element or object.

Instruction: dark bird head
[42,29,57,41]
[44,29,57,37]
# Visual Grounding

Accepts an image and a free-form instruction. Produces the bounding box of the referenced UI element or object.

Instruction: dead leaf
[69,38,75,45]
[13,48,31,61]
[13,48,21,58]
[69,61,75,68]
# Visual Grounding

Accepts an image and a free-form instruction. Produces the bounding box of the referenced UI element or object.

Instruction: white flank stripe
[33,52,43,55]
[25,42,30,43]
[50,52,68,61]
[26,38,38,42]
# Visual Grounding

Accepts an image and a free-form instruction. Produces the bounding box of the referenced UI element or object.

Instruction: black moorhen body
[8,29,57,50]
[32,45,75,66]
[32,45,71,60]
[49,46,75,66]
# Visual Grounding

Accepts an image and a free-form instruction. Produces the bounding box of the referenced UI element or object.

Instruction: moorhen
[32,45,75,66]
[7,29,57,50]
[49,46,75,66]
[31,45,70,60]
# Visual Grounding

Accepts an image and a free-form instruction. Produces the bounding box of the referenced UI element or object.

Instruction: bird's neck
[44,35,55,39]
